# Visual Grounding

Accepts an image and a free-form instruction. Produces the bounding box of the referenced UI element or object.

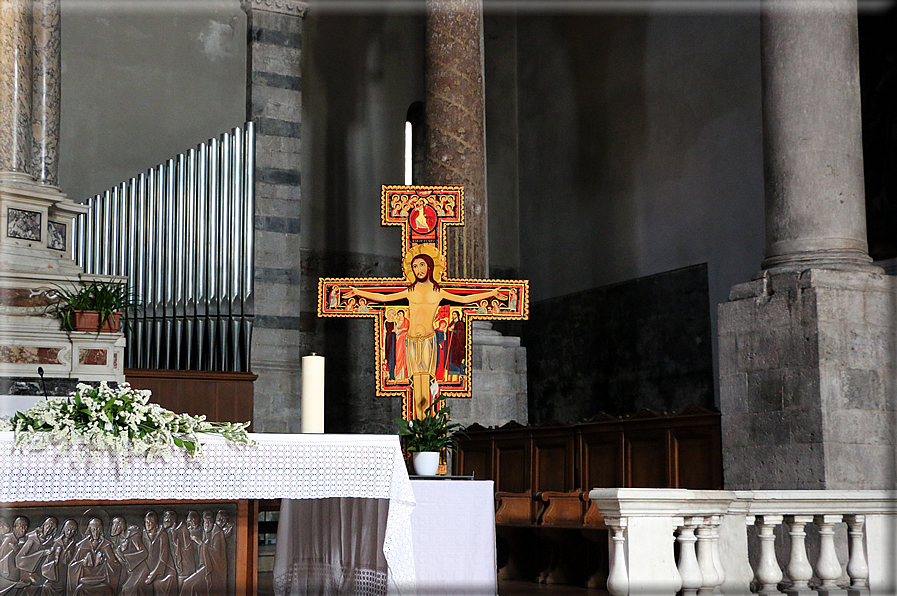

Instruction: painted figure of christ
[346,253,500,418]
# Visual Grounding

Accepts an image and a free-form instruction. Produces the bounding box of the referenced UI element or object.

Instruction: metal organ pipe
[73,125,256,372]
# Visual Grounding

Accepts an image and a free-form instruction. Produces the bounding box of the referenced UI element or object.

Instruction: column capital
[241,0,309,18]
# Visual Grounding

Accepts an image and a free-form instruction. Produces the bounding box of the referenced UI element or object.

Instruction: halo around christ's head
[402,244,446,283]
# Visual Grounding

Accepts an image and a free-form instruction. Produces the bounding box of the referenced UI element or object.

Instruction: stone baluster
[678,517,703,596]
[605,517,629,596]
[708,515,726,591]
[844,515,869,596]
[784,515,814,596]
[814,515,846,596]
[755,514,784,595]
[695,517,720,595]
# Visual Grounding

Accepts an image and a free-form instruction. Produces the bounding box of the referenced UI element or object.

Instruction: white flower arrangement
[0,382,255,461]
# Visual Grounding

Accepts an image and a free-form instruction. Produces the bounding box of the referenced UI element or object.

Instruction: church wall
[484,13,521,274]
[58,1,247,203]
[300,10,425,257]
[525,263,714,423]
[516,13,765,408]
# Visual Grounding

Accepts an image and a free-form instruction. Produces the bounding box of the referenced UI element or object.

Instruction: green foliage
[1,381,254,461]
[395,400,464,452]
[48,280,138,331]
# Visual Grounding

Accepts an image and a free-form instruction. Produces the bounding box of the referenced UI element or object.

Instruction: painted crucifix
[318,185,528,421]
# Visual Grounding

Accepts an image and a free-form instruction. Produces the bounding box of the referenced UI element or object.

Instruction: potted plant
[395,399,464,476]
[48,280,136,333]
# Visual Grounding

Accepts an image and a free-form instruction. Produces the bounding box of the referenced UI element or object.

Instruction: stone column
[0,0,34,183]
[31,0,60,187]
[718,0,896,490]
[760,0,872,272]
[242,0,307,432]
[424,0,488,280]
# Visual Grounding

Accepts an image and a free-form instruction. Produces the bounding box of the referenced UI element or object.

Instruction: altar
[0,432,416,596]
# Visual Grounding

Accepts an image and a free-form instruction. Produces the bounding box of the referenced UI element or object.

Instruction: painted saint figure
[347,251,500,418]
[384,309,396,380]
[393,310,409,381]
[448,310,466,377]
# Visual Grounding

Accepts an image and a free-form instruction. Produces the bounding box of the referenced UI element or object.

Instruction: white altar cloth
[410,480,496,595]
[0,432,417,594]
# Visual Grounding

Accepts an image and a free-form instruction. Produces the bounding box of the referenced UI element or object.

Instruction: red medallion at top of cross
[318,186,528,421]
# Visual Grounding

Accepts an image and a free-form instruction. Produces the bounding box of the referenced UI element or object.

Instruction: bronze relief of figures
[0,506,235,596]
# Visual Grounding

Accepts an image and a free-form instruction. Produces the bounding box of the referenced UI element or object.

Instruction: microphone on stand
[37,367,49,401]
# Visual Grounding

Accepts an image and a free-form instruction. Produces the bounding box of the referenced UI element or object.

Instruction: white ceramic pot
[411,451,440,476]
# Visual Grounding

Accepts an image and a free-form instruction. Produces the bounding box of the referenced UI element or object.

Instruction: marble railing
[590,488,897,595]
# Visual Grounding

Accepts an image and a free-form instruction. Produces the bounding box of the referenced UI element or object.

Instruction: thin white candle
[301,354,325,433]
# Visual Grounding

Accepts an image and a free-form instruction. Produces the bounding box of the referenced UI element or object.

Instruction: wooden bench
[455,407,723,586]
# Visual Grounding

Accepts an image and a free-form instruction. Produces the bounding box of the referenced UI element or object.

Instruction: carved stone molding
[241,0,309,17]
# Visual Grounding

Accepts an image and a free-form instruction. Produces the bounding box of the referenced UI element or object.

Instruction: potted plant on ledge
[395,399,464,476]
[48,280,136,333]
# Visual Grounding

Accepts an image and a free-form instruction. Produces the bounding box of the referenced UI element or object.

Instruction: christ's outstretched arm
[346,287,409,302]
[439,288,500,305]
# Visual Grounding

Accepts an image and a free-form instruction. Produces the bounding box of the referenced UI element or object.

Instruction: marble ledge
[242,0,309,19]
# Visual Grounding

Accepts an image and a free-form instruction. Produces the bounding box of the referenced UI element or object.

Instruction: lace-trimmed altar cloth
[0,432,417,596]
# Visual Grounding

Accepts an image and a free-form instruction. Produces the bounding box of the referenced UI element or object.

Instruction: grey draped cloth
[273,498,390,596]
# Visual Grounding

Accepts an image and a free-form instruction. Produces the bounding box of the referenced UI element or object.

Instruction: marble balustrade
[590,488,897,596]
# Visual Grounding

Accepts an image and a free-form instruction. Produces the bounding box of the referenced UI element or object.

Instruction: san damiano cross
[318,186,529,422]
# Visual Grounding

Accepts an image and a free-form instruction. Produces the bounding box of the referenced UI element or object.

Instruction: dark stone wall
[524,263,714,424]
[299,248,405,435]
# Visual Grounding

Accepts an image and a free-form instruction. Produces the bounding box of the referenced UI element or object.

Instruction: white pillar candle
[301,354,325,433]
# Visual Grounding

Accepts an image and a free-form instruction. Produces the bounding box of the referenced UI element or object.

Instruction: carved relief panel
[0,502,239,596]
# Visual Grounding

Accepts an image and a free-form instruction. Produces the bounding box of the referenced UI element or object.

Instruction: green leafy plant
[47,280,138,331]
[395,400,464,452]
[0,382,254,462]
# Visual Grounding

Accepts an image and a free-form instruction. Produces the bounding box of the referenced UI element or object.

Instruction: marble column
[424,0,488,280]
[0,0,34,183]
[760,0,873,272]
[241,0,308,432]
[31,0,60,187]
[718,0,896,490]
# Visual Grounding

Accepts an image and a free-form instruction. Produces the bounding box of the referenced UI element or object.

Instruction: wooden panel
[455,411,723,514]
[235,499,258,596]
[532,432,575,493]
[671,419,723,489]
[456,438,493,479]
[578,429,624,489]
[626,429,670,488]
[495,440,531,494]
[126,369,257,428]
